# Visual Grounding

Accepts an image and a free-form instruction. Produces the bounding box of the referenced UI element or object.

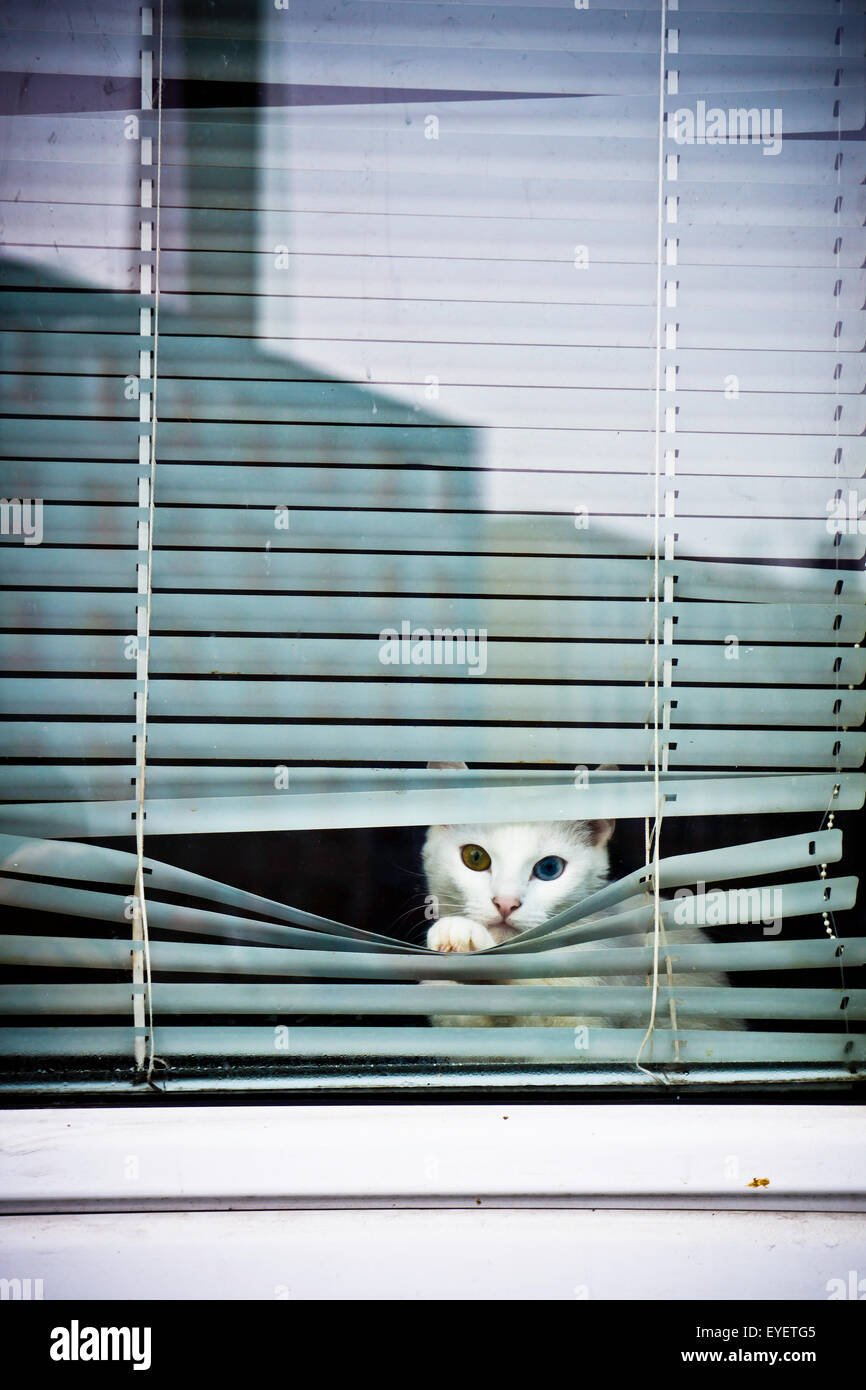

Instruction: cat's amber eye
[461,843,491,872]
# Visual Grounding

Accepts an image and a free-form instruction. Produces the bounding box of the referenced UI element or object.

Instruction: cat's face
[423,819,612,936]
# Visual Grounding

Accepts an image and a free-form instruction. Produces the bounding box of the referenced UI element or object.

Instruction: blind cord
[825,7,849,1039]
[636,0,669,1079]
[132,0,165,1086]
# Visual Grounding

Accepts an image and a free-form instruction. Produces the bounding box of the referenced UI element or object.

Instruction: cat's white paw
[427,915,496,953]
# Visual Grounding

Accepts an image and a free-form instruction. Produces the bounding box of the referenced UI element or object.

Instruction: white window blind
[0,0,863,1092]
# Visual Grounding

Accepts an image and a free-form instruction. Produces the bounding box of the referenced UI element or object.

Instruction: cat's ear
[428,761,468,771]
[589,765,617,846]
[588,818,615,847]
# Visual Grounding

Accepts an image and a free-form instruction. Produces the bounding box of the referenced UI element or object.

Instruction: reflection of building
[0,251,481,736]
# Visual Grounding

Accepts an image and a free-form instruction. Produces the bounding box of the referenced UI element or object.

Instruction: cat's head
[422,764,613,934]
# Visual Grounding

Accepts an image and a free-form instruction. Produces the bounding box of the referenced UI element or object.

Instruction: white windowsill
[1,1103,863,1213]
[2,1103,864,1299]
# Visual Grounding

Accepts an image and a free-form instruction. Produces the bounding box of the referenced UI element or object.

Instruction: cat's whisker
[389,905,428,932]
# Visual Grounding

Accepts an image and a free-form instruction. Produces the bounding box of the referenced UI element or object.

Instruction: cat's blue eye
[532,855,566,881]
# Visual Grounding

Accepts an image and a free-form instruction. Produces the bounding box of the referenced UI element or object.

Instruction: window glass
[0,0,863,1096]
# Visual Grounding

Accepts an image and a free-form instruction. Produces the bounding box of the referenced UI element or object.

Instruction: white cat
[423,815,623,1027]
[423,817,613,954]
[422,785,741,1030]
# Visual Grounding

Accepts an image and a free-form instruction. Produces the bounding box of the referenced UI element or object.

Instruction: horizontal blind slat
[3,554,863,605]
[2,774,862,837]
[4,510,864,561]
[10,379,866,432]
[4,418,863,473]
[1,934,863,979]
[4,340,866,396]
[3,982,860,1021]
[0,877,413,952]
[6,212,861,266]
[3,635,861,686]
[0,721,862,767]
[2,678,863,730]
[2,0,855,32]
[5,592,865,644]
[3,1026,863,1064]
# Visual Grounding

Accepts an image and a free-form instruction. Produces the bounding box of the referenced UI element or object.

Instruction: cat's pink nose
[492,895,521,921]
